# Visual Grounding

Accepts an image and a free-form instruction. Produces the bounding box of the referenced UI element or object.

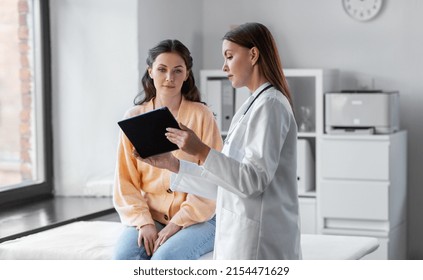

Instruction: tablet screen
[117,107,179,158]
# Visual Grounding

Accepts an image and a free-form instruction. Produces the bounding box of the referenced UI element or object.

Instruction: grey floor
[0,196,115,243]
[91,211,120,222]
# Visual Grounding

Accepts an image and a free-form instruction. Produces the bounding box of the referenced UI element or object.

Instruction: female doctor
[137,22,302,260]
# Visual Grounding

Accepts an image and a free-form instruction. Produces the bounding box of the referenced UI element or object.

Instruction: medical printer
[325,90,400,134]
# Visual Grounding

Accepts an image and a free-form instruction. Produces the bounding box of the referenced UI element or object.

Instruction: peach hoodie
[113,97,222,228]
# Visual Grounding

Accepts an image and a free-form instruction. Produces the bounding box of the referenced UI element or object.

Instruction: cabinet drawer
[321,138,390,180]
[320,180,389,221]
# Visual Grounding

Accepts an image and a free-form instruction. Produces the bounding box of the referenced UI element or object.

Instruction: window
[0,0,52,205]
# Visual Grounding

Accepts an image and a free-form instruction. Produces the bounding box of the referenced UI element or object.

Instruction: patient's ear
[148,67,153,79]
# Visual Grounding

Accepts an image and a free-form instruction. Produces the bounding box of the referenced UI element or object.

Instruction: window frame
[0,0,53,207]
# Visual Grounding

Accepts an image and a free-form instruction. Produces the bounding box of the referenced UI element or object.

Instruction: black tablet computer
[117,107,179,158]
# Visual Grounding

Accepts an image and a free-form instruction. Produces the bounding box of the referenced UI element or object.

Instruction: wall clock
[342,0,384,22]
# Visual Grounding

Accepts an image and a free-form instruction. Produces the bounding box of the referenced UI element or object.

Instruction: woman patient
[113,39,222,260]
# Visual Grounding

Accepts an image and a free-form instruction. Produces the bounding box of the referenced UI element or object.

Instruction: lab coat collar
[251,82,272,98]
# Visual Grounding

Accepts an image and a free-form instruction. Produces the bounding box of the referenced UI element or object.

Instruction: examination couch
[0,221,379,260]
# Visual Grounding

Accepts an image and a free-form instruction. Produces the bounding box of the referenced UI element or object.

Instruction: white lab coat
[171,83,302,259]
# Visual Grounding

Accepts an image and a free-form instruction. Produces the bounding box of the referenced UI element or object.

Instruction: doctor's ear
[250,47,260,66]
[147,68,153,79]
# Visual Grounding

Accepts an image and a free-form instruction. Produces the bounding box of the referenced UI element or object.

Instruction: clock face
[343,0,384,21]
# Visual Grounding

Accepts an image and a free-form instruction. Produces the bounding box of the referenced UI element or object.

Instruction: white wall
[137,0,203,87]
[50,0,138,196]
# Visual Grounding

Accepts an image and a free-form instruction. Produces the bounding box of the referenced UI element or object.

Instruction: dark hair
[134,39,201,105]
[222,22,293,108]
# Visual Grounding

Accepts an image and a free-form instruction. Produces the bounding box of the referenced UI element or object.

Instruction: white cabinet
[318,132,407,259]
[200,69,340,235]
[284,69,339,234]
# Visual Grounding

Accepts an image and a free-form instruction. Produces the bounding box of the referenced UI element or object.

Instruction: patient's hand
[153,222,182,253]
[133,148,180,173]
[138,224,158,256]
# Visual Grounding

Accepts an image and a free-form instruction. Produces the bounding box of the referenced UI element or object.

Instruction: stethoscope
[224,84,273,145]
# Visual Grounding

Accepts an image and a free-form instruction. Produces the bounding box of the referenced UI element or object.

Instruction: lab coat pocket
[217,208,260,259]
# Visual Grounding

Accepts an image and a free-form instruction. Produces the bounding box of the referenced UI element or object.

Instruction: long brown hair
[222,22,293,108]
[134,39,202,105]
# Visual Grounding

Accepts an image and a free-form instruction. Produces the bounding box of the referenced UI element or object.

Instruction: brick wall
[0,0,33,186]
[18,0,32,181]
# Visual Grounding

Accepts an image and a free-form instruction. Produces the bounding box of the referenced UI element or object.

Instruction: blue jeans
[113,216,215,260]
